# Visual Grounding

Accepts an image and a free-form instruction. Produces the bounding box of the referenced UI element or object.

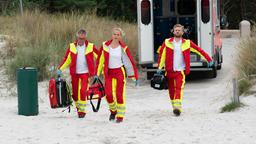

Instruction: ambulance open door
[137,0,154,64]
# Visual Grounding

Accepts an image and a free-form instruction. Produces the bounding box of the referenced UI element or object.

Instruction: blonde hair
[112,27,125,37]
[173,24,184,31]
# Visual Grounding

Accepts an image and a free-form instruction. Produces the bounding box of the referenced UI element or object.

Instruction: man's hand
[93,75,99,81]
[132,78,139,87]
[156,69,162,74]
[134,80,139,86]
[208,61,214,68]
[56,69,62,76]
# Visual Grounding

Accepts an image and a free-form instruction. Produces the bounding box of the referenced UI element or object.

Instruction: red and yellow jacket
[96,40,138,80]
[58,40,98,76]
[158,37,212,75]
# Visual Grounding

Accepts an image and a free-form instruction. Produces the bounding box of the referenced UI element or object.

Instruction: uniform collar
[104,39,127,48]
[169,37,186,43]
[74,39,89,47]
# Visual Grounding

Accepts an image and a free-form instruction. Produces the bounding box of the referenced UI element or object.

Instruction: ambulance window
[177,0,196,15]
[170,0,175,12]
[141,0,151,25]
[201,0,210,23]
[217,0,221,17]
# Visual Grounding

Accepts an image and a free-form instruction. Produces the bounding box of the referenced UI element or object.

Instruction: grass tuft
[238,78,252,95]
[220,102,244,113]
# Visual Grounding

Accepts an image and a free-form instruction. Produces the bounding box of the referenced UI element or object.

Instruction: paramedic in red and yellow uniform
[96,28,138,123]
[157,24,213,116]
[57,29,98,118]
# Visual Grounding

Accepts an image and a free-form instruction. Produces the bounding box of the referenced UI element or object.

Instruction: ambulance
[137,0,223,79]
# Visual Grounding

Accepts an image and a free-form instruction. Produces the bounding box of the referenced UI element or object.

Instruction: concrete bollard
[239,20,251,38]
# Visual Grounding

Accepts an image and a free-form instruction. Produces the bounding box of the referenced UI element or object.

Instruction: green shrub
[0,10,138,81]
[220,102,244,113]
[7,46,50,81]
[238,78,252,95]
[236,25,256,95]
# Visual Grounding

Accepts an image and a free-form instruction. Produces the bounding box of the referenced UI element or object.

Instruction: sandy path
[0,38,256,144]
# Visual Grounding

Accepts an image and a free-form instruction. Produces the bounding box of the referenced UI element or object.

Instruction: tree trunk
[240,0,245,20]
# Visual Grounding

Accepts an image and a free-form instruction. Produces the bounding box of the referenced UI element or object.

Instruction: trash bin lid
[18,67,37,71]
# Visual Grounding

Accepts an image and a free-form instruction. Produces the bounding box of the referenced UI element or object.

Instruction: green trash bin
[17,67,38,116]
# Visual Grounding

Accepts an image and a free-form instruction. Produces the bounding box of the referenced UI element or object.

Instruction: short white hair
[76,28,87,37]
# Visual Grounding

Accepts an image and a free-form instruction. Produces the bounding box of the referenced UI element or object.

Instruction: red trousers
[105,67,126,119]
[71,73,89,113]
[166,71,186,111]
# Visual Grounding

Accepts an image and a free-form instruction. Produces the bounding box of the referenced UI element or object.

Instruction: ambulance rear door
[198,0,213,57]
[137,0,154,64]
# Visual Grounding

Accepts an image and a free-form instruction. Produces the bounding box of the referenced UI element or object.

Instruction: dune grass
[220,101,244,113]
[0,10,138,81]
[236,25,256,95]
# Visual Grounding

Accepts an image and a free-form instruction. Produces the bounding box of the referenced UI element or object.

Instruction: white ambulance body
[137,0,223,79]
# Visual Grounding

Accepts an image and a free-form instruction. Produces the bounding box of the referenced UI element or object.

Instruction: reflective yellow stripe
[157,45,161,53]
[116,103,125,118]
[174,78,176,99]
[171,71,185,112]
[78,78,81,101]
[60,53,71,71]
[103,42,109,52]
[165,39,173,49]
[97,50,105,76]
[93,52,98,59]
[172,101,181,105]
[108,101,117,111]
[112,78,117,101]
[190,48,207,61]
[124,46,128,52]
[76,78,86,113]
[107,78,117,112]
[180,71,186,101]
[85,43,93,55]
[97,41,109,76]
[171,99,182,112]
[159,39,173,69]
[70,43,77,54]
[181,40,190,51]
[76,101,87,112]
[117,105,126,111]
[116,67,126,118]
[117,112,125,116]
[121,67,126,104]
[159,47,166,69]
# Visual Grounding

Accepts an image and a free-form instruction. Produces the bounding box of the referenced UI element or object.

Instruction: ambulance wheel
[217,55,223,70]
[208,67,217,78]
[217,64,222,70]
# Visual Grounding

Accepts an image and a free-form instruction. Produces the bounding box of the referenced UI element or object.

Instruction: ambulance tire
[217,64,222,70]
[217,54,223,70]
[208,67,217,78]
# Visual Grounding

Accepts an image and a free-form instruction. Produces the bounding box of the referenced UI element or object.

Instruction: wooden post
[232,78,240,104]
[19,0,23,16]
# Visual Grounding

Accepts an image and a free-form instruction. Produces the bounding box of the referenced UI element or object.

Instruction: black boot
[173,109,181,116]
[109,113,116,121]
